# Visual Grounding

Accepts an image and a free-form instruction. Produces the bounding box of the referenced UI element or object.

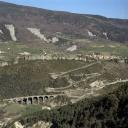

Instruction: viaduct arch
[4,95,58,105]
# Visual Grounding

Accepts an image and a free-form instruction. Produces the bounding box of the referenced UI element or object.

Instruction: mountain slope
[0,1,128,43]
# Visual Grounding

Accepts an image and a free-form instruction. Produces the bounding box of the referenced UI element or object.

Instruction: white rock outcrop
[14,121,24,128]
[5,24,17,41]
[87,30,96,37]
[0,30,3,34]
[27,28,50,42]
[52,37,59,43]
[67,45,77,52]
[103,32,108,39]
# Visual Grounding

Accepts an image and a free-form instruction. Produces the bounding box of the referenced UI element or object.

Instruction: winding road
[49,61,100,79]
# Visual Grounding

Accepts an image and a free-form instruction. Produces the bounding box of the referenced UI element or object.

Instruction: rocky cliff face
[0,1,128,43]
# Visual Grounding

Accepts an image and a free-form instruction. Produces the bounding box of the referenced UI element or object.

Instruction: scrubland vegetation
[10,82,128,128]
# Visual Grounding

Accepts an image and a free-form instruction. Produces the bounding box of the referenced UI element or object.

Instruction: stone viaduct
[4,95,60,105]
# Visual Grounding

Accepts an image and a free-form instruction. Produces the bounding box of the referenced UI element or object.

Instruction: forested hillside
[17,82,128,128]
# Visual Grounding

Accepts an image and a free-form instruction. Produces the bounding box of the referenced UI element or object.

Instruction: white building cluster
[0,53,128,67]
